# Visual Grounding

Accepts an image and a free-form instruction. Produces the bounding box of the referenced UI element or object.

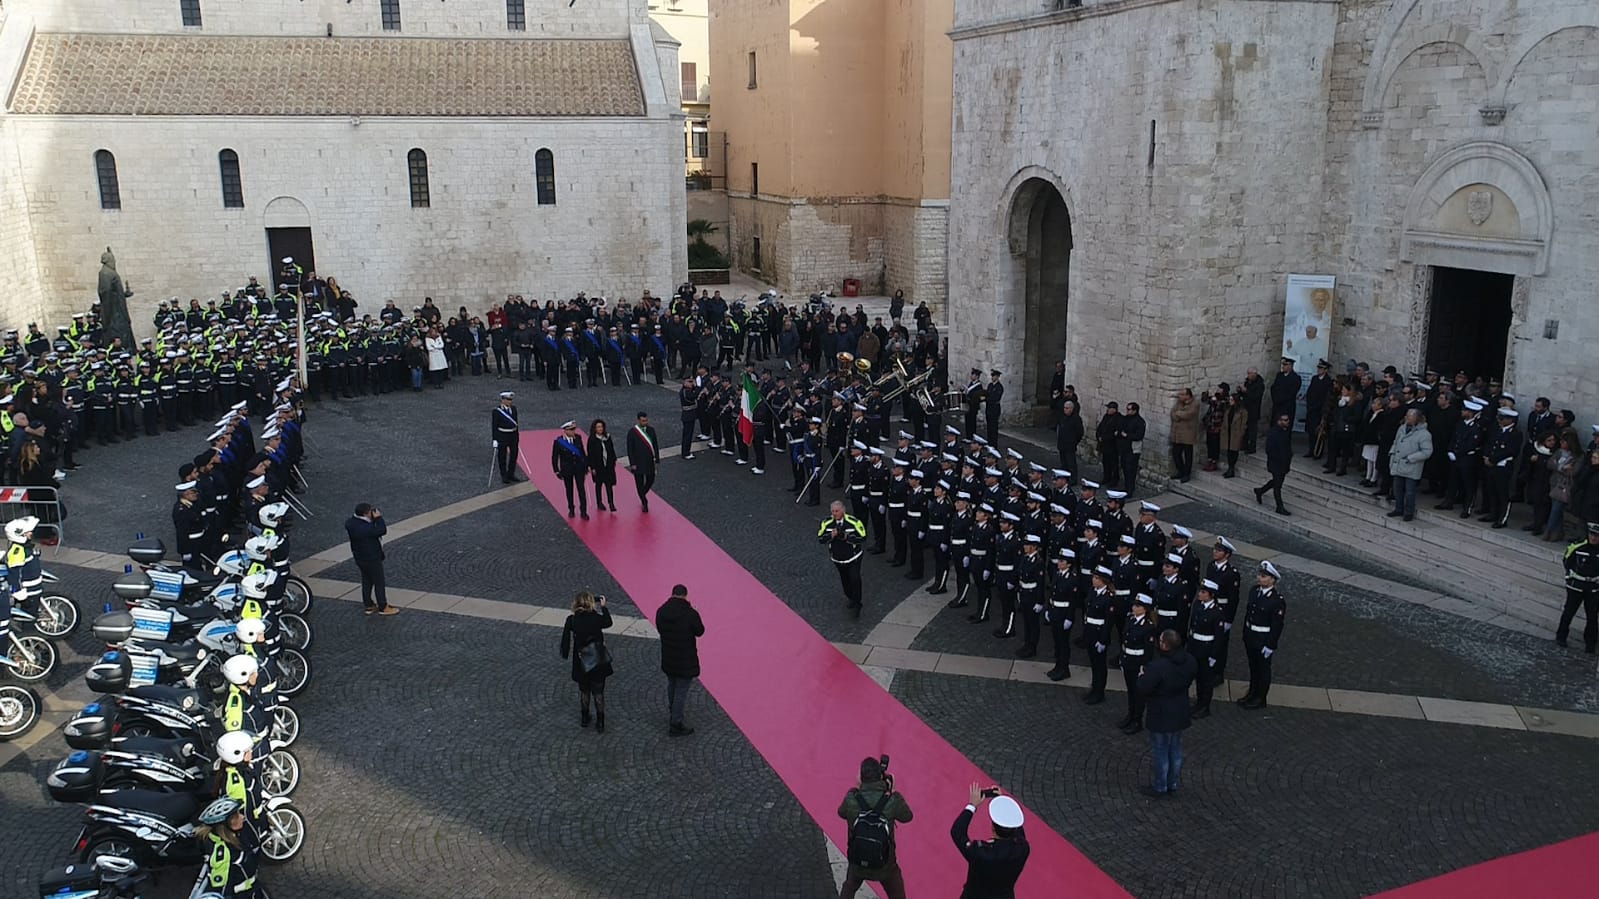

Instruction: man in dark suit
[1253,413,1293,515]
[655,584,705,736]
[625,411,661,513]
[345,502,396,616]
[1136,629,1197,796]
[951,785,1030,899]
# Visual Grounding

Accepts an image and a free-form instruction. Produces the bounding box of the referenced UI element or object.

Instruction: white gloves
[493,440,500,449]
[1262,646,1273,658]
[1094,642,1106,653]
[1448,452,1456,461]
[1207,657,1216,667]
[1032,604,1044,614]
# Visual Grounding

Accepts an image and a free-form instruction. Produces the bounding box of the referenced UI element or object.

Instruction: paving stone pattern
[892,669,1599,899]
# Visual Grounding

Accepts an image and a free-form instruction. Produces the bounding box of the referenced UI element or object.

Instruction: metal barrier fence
[0,486,64,546]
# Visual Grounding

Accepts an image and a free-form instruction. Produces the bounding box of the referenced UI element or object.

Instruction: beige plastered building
[709,0,952,307]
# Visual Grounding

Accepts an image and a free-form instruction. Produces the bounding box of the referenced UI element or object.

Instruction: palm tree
[687,219,719,243]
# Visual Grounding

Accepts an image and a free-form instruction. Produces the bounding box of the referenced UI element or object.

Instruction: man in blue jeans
[1136,629,1195,797]
[346,503,398,616]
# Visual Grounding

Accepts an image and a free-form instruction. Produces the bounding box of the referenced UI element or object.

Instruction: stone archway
[1006,178,1073,410]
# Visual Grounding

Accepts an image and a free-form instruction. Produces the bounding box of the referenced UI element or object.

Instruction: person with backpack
[836,756,914,899]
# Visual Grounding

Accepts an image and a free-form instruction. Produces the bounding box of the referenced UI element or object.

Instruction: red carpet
[1367,830,1599,898]
[523,430,1129,898]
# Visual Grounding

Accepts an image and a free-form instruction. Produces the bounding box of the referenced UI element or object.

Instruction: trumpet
[836,352,873,376]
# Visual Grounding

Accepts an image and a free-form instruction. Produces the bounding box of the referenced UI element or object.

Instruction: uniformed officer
[925,480,953,594]
[990,511,1022,638]
[904,470,928,580]
[946,491,974,606]
[886,460,911,565]
[801,417,824,506]
[492,391,522,484]
[1118,594,1158,735]
[1132,502,1166,575]
[1187,579,1224,717]
[1479,408,1523,527]
[962,368,984,437]
[1438,397,1486,517]
[1239,561,1286,709]
[865,449,890,551]
[1044,547,1077,680]
[1204,537,1242,685]
[1149,554,1191,636]
[819,500,867,618]
[965,504,996,623]
[1080,567,1115,704]
[1556,523,1599,653]
[1014,534,1047,658]
[551,421,590,520]
[984,370,1004,446]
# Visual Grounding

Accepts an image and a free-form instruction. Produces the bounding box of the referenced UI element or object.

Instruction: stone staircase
[1174,451,1568,633]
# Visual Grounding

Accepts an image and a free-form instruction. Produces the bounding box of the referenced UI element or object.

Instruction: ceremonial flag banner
[1282,274,1336,433]
[738,373,759,444]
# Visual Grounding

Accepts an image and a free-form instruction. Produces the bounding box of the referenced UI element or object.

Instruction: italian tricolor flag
[738,373,760,444]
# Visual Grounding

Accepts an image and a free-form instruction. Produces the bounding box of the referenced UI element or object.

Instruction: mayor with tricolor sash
[626,411,662,514]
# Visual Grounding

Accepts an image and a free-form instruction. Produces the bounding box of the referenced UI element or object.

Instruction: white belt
[834,552,863,565]
[1019,582,1039,590]
[186,531,206,539]
[889,503,906,509]
[1157,609,1178,617]
[1121,648,1146,657]
[1191,633,1215,642]
[969,550,988,556]
[1050,601,1072,608]
[996,565,1015,571]
[1248,624,1271,633]
[1084,617,1106,626]
[1137,561,1155,567]
[928,525,946,530]
[950,539,967,545]
[849,485,866,491]
[907,512,923,517]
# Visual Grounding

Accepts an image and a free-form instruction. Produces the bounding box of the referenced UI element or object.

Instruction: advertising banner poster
[1282,274,1336,434]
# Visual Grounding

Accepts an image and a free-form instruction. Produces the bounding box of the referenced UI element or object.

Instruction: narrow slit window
[408,148,430,208]
[219,149,244,208]
[95,150,121,210]
[535,149,556,206]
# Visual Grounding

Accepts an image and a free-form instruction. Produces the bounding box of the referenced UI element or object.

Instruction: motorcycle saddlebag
[37,861,100,899]
[84,651,132,695]
[45,750,104,803]
[126,538,167,566]
[92,611,136,645]
[62,701,113,750]
[111,571,155,601]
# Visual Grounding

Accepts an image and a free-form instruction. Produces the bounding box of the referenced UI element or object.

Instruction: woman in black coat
[587,419,619,512]
[560,591,614,733]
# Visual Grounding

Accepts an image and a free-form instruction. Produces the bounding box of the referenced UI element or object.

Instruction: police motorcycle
[121,543,312,656]
[2,603,61,682]
[62,653,302,795]
[47,731,306,866]
[37,854,152,899]
[4,515,82,639]
[0,658,43,740]
[91,572,311,700]
[216,533,312,617]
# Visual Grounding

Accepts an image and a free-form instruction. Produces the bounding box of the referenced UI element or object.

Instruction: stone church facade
[0,0,687,332]
[948,0,1598,436]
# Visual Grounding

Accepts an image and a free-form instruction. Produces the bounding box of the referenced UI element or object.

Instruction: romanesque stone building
[0,0,686,332]
[948,0,1597,432]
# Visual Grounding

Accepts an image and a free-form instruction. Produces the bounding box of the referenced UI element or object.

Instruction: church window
[181,0,202,27]
[535,149,556,206]
[507,0,526,31]
[94,150,121,210]
[747,52,758,88]
[408,149,430,208]
[219,150,244,208]
[381,0,402,31]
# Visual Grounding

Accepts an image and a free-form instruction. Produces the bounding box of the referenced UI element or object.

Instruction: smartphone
[980,787,1001,799]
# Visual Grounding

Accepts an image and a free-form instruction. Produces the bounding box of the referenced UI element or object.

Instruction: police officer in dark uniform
[677,376,700,458]
[1205,537,1242,685]
[1118,594,1157,734]
[1080,567,1114,704]
[1479,408,1523,527]
[1150,554,1191,636]
[865,449,890,550]
[951,787,1030,899]
[492,391,522,484]
[1132,501,1166,576]
[1014,534,1047,658]
[962,369,984,437]
[1556,523,1599,653]
[904,470,928,580]
[886,460,910,565]
[801,417,824,506]
[984,370,1004,446]
[138,362,161,436]
[990,512,1022,637]
[965,504,996,622]
[819,500,867,617]
[1044,548,1077,680]
[1438,397,1486,516]
[946,492,974,606]
[1187,579,1224,717]
[925,480,953,594]
[1239,561,1286,709]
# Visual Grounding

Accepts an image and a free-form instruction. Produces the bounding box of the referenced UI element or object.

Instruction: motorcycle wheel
[275,649,311,697]
[119,722,156,738]
[9,634,57,682]
[261,749,301,795]
[270,705,300,747]
[82,835,140,865]
[277,613,312,653]
[260,805,306,863]
[33,593,80,639]
[283,576,314,616]
[0,684,41,740]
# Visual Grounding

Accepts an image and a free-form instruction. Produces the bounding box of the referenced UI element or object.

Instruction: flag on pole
[738,373,760,445]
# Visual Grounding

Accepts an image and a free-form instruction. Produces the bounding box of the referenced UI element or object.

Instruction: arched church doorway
[1009,178,1073,409]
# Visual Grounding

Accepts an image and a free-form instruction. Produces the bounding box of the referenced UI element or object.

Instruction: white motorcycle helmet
[215,730,254,765]
[5,516,39,543]
[258,502,290,529]
[240,571,274,600]
[234,617,267,644]
[221,654,259,687]
[244,535,280,562]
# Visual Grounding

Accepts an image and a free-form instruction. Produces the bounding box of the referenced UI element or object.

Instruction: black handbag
[577,640,611,674]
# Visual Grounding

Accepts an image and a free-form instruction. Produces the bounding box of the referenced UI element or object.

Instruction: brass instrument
[872,357,937,411]
[836,351,872,376]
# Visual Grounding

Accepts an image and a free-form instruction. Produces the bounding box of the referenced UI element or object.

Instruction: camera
[980,786,1001,799]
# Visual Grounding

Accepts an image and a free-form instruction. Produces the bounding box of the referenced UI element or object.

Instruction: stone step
[1175,465,1564,632]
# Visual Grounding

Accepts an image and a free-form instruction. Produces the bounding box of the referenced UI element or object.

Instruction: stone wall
[0,114,683,335]
[948,0,1339,434]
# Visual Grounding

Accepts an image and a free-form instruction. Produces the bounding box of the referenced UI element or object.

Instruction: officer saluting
[492,391,522,484]
[1239,561,1286,709]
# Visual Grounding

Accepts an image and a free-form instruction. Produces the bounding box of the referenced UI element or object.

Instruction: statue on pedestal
[97,247,135,348]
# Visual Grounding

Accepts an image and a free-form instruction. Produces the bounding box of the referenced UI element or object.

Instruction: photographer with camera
[951,783,1030,899]
[836,755,913,899]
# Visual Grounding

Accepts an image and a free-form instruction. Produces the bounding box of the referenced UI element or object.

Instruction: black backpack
[846,789,894,869]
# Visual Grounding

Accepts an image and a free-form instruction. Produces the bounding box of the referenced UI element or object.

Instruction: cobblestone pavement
[7,371,1598,897]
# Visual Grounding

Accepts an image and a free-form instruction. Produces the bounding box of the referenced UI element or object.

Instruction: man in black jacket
[1269,356,1302,431]
[625,411,661,512]
[1242,367,1265,453]
[655,584,705,735]
[1055,400,1083,474]
[1136,629,1197,796]
[1254,414,1293,515]
[345,502,396,615]
[951,785,1029,899]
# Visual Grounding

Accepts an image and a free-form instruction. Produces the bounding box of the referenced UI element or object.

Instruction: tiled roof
[8,33,646,117]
